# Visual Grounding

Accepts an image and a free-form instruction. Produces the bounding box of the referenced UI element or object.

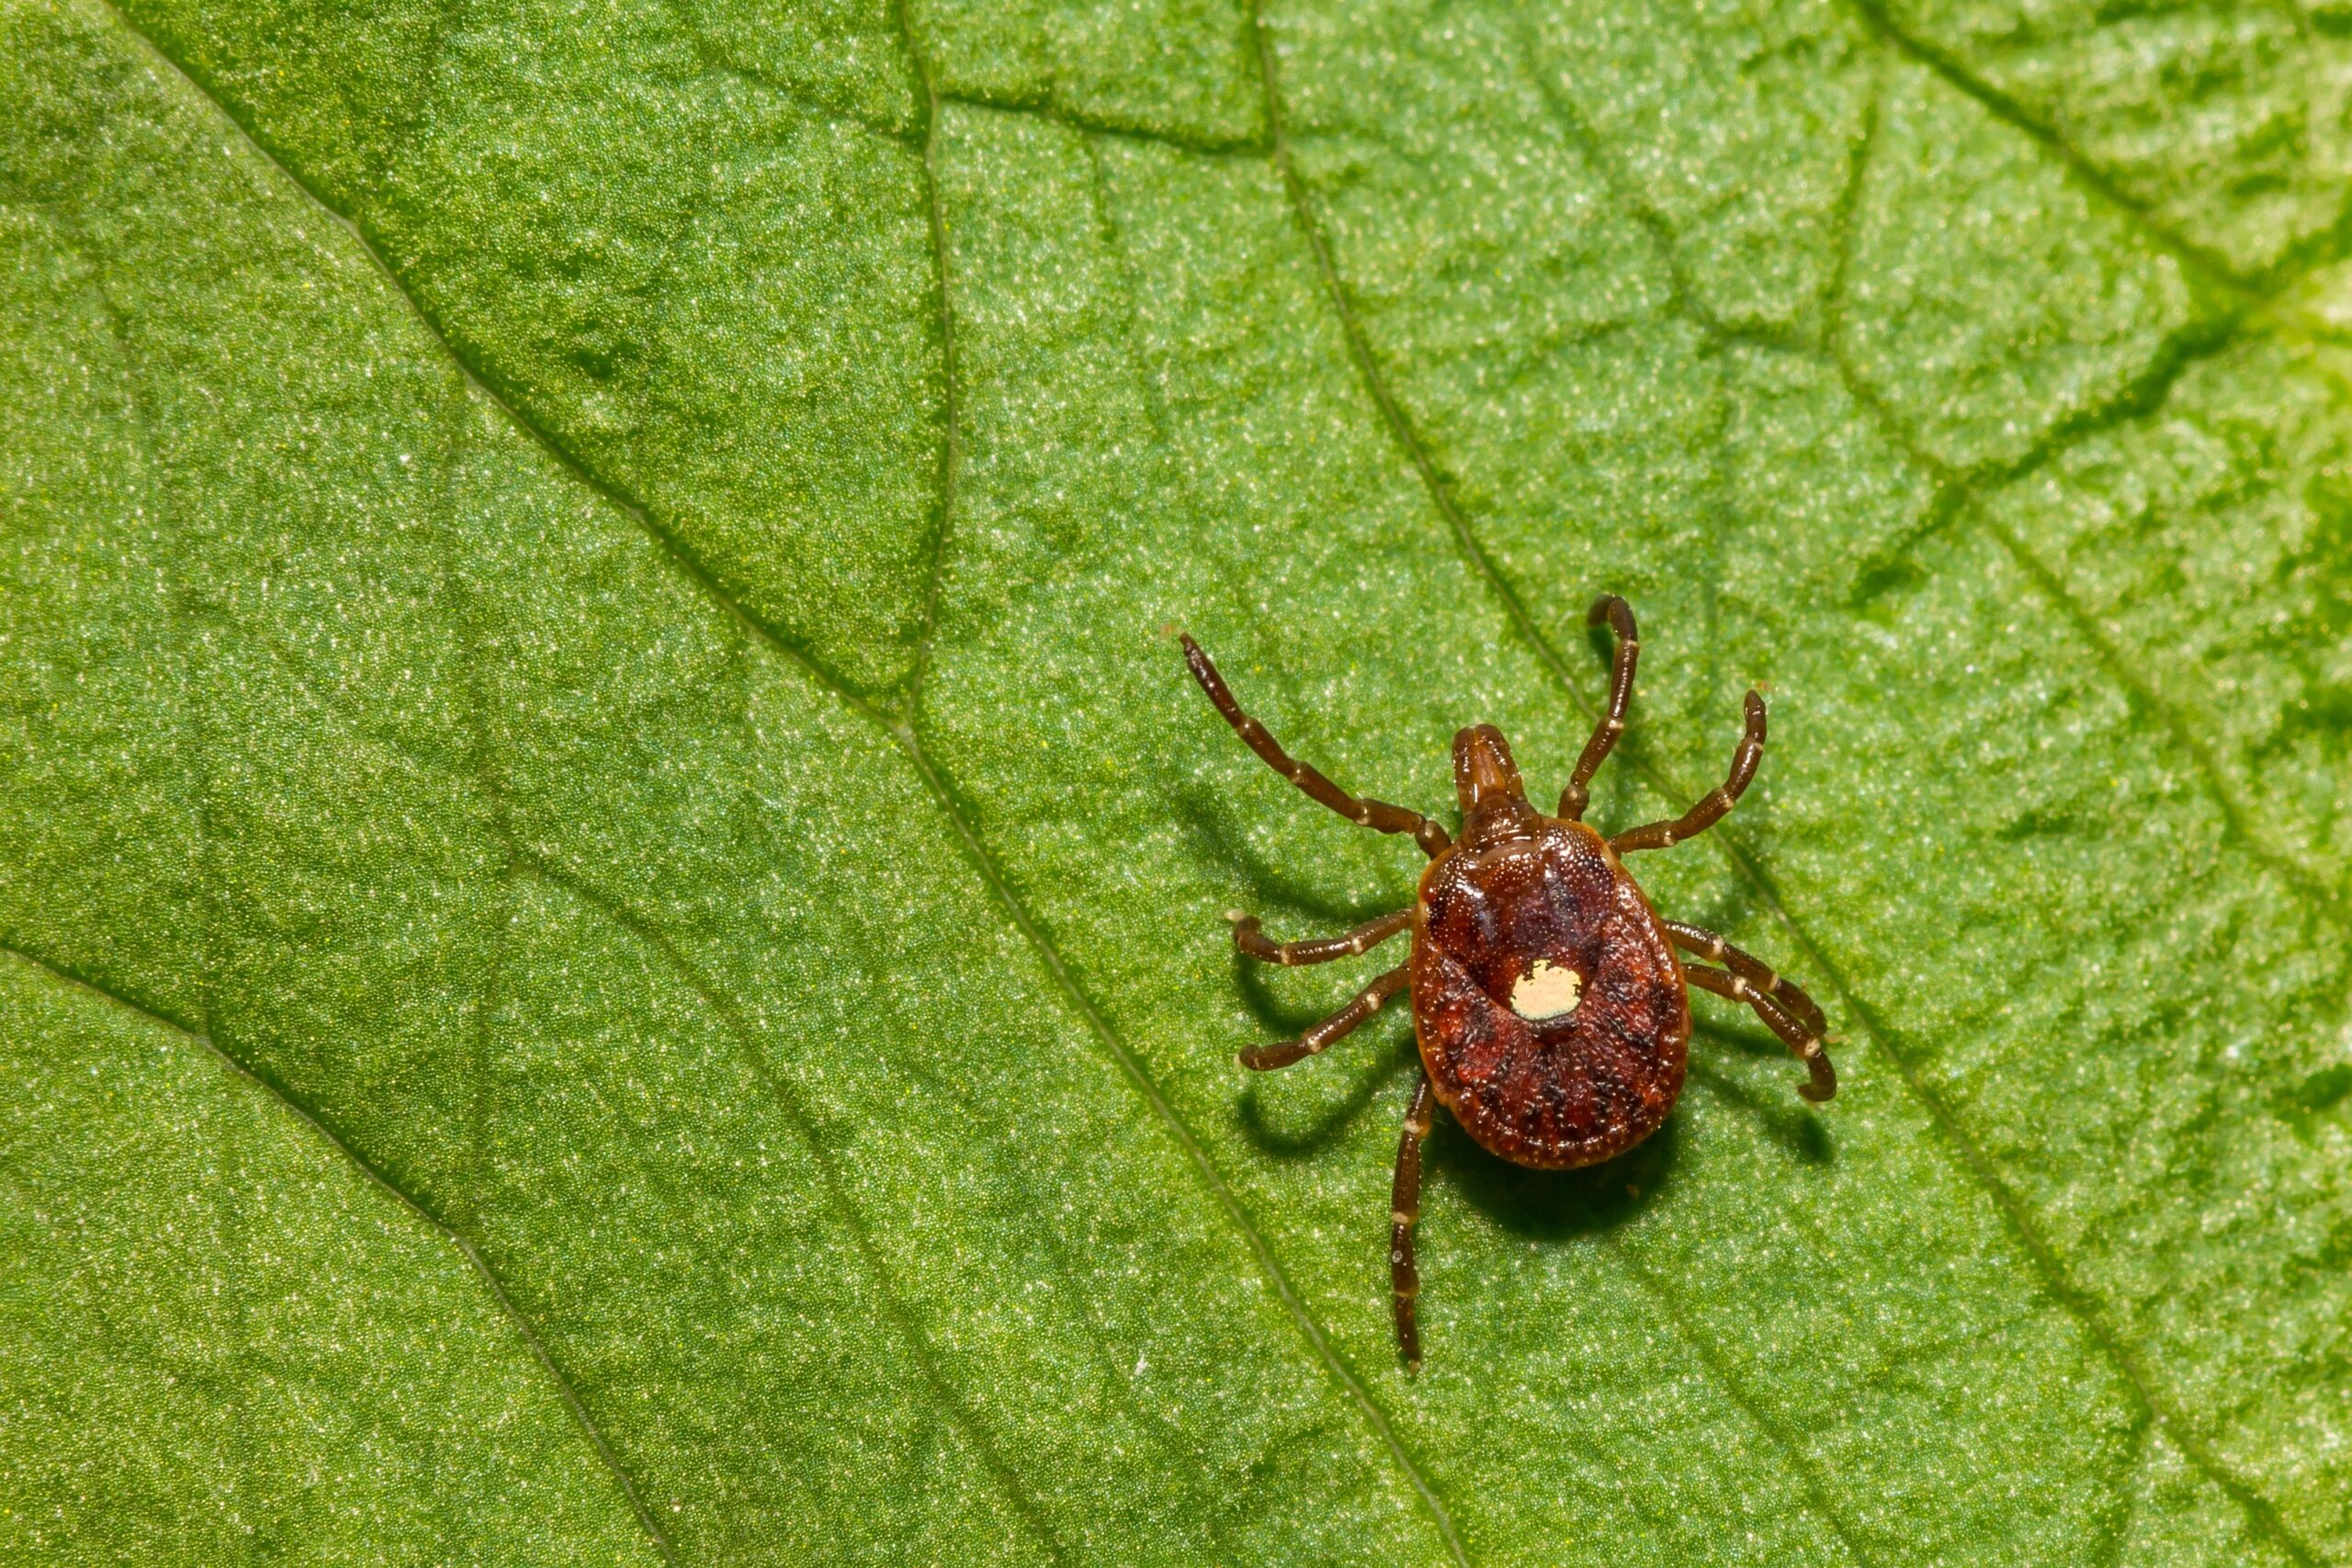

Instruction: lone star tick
[1181,595,1837,1368]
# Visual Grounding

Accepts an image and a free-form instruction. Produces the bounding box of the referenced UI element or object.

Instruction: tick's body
[1183,596,1835,1367]
[1414,806,1689,1169]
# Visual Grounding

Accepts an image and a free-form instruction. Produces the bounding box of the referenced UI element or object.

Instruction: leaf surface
[3,0,2349,1562]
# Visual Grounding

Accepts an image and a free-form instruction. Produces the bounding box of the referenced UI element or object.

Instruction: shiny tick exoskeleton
[1182,595,1837,1368]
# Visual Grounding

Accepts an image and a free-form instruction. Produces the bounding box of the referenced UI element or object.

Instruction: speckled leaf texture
[3,0,2349,1561]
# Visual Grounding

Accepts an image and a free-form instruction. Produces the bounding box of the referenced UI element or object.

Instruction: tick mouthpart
[1453,724,1544,847]
[1453,724,1524,810]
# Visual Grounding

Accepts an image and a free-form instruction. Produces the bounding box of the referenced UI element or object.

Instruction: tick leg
[1610,689,1766,854]
[1559,594,1639,821]
[1391,1070,1436,1369]
[1662,920,1830,1040]
[1181,634,1452,858]
[1229,908,1412,966]
[1238,964,1409,1072]
[1685,962,1837,1103]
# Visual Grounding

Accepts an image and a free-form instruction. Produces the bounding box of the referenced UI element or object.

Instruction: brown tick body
[1182,596,1836,1368]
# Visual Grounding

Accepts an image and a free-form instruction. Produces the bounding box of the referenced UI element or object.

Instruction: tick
[1182,595,1837,1367]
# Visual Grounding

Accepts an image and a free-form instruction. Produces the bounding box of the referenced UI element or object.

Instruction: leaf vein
[517,863,1074,1564]
[0,942,684,1568]
[86,0,884,708]
[1599,1233,1881,1567]
[651,0,925,146]
[69,0,2332,1553]
[1837,0,2287,293]
[1251,8,2324,1563]
[895,2,964,712]
[1778,909,2322,1568]
[1976,515,2350,927]
[1247,12,1885,1555]
[356,0,458,206]
[880,724,1478,1567]
[937,90,1272,158]
[86,6,1473,1538]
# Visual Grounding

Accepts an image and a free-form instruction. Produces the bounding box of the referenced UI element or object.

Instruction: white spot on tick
[1510,958,1583,1021]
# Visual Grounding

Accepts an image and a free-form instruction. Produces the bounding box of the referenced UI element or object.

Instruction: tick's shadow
[1172,783,1426,931]
[1217,849,1427,1161]
[1235,1033,1686,1240]
[1689,1007,1838,1167]
[1237,1018,1832,1240]
[1237,1029,1420,1158]
[1436,1112,1682,1240]
[1227,929,1400,1042]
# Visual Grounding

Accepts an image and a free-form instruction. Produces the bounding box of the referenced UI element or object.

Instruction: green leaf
[3,0,2347,1561]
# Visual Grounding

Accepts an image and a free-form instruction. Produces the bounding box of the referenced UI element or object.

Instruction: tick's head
[1453,725,1541,847]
